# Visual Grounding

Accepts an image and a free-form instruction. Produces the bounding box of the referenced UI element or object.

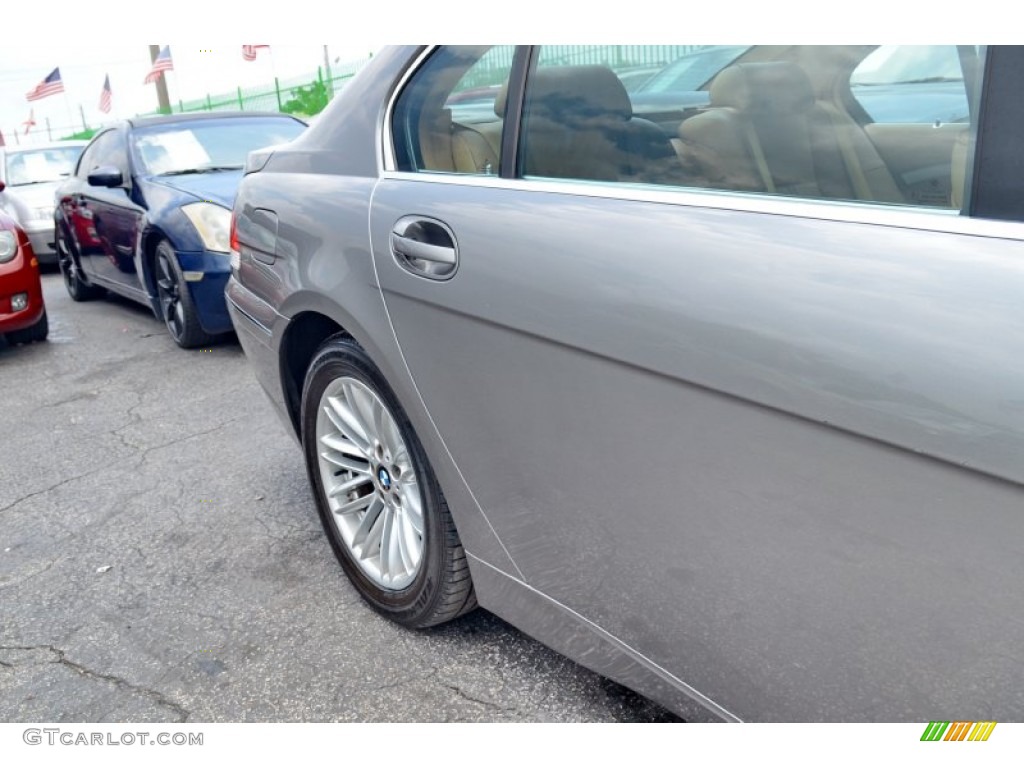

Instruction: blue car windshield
[638,46,750,94]
[131,117,305,176]
[851,45,964,86]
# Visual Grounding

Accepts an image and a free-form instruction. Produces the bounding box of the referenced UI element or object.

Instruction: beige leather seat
[520,65,683,184]
[677,62,904,203]
[417,107,458,172]
[416,106,500,175]
[950,128,972,210]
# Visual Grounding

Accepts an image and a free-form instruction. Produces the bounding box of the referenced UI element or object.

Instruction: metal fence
[6,46,702,143]
[171,57,371,116]
[541,45,699,68]
[458,45,698,89]
[0,57,371,143]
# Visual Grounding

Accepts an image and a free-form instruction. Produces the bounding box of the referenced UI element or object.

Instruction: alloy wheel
[155,251,185,342]
[314,376,425,590]
[56,233,77,295]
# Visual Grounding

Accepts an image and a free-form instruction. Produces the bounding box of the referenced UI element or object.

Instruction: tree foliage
[281,80,330,117]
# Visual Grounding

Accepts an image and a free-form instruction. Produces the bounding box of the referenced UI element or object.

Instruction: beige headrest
[710,62,814,114]
[523,66,632,121]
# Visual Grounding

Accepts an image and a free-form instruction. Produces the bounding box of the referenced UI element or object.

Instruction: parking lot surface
[0,274,679,722]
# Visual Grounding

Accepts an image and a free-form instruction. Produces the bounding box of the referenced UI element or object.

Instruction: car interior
[398,46,981,212]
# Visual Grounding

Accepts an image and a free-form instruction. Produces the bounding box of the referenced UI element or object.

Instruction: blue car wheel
[155,240,213,349]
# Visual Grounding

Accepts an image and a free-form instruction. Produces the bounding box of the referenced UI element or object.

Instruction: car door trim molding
[381,45,439,173]
[378,169,1024,242]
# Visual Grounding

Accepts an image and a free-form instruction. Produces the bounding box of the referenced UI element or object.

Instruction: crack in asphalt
[352,660,530,720]
[109,392,145,452]
[1,417,241,519]
[133,416,246,465]
[0,470,101,516]
[0,555,64,592]
[38,391,101,410]
[0,645,190,722]
[441,681,526,719]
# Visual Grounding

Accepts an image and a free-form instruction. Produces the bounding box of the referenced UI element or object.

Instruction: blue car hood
[146,170,243,209]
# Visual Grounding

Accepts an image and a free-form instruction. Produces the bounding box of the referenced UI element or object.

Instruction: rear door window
[392,46,515,175]
[517,45,986,211]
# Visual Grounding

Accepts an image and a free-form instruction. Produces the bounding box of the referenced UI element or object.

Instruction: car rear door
[368,45,1024,721]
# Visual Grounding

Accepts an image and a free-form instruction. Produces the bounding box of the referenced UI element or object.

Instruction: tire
[301,335,477,628]
[56,227,103,302]
[6,310,48,345]
[154,240,213,349]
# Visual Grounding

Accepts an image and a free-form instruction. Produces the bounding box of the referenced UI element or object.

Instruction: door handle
[390,216,458,280]
[391,235,456,265]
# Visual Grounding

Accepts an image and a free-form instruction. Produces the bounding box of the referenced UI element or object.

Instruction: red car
[0,210,47,345]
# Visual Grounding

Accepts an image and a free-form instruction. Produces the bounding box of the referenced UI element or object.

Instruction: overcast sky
[0,0,1003,146]
[0,45,381,144]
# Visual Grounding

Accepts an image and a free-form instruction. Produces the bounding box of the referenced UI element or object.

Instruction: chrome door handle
[390,216,458,280]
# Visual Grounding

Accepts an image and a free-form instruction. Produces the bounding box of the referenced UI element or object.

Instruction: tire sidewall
[155,241,184,344]
[301,337,448,626]
[57,228,84,300]
[154,239,210,349]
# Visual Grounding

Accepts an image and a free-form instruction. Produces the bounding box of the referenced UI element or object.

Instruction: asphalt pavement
[0,272,680,723]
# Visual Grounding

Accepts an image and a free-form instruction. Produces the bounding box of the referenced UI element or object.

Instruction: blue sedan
[55,112,305,347]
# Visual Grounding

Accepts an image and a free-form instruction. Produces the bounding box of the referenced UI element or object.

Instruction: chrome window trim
[380,45,1016,240]
[381,45,442,173]
[378,169,1024,241]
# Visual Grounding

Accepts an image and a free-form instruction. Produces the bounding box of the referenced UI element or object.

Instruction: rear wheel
[56,228,103,301]
[301,335,477,628]
[6,310,48,345]
[154,240,213,349]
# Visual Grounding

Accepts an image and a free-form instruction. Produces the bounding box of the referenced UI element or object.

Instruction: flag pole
[62,89,74,138]
[167,70,176,112]
[268,47,280,111]
[148,45,171,114]
[268,46,278,81]
[323,45,334,98]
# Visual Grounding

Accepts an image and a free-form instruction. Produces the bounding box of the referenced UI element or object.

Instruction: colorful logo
[921,722,997,741]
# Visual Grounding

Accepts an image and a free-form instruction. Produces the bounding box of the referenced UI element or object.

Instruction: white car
[0,141,87,266]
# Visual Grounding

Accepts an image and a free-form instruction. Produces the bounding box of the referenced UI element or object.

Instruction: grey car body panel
[264,46,421,182]
[368,178,1024,721]
[230,45,1024,721]
[231,166,523,578]
[467,553,738,722]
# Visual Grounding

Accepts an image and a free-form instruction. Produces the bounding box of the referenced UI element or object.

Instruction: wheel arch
[279,311,353,439]
[55,216,89,278]
[275,299,526,582]
[139,225,175,319]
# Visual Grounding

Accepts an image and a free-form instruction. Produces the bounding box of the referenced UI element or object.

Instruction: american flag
[99,75,112,114]
[26,68,65,101]
[22,109,36,135]
[144,47,173,84]
[242,45,271,61]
